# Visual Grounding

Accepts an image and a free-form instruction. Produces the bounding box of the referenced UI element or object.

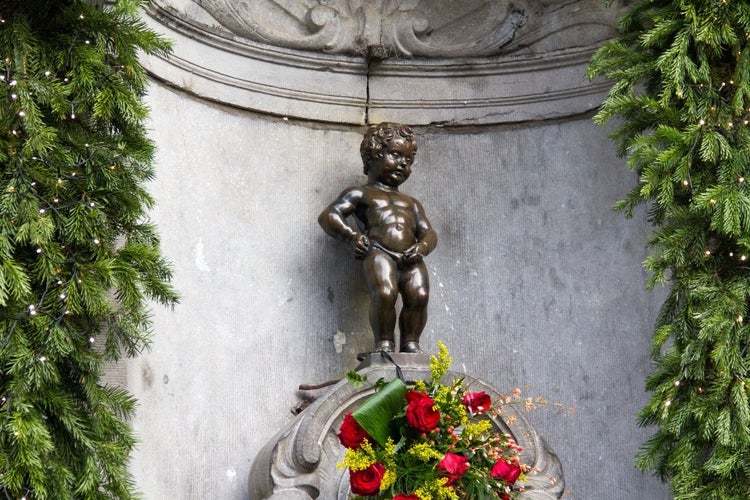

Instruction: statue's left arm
[404,199,437,263]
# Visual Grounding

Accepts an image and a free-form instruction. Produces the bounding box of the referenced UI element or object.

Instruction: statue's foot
[377,340,395,352]
[400,341,421,353]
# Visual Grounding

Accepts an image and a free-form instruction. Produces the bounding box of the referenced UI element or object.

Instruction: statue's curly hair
[360,122,417,175]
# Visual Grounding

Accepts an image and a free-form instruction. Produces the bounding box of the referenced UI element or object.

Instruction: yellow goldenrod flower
[408,442,444,461]
[464,420,492,438]
[430,340,453,382]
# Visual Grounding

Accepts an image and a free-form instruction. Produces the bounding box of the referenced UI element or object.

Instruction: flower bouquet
[338,342,527,499]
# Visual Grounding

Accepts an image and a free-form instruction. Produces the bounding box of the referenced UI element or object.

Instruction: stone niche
[248,353,564,499]
[142,0,629,125]
[135,2,635,498]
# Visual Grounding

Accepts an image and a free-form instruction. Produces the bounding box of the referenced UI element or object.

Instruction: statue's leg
[363,250,399,351]
[398,261,429,353]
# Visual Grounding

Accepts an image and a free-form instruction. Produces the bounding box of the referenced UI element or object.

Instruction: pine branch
[590,0,750,497]
[0,1,176,498]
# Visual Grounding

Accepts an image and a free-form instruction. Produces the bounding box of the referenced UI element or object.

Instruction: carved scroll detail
[196,0,533,57]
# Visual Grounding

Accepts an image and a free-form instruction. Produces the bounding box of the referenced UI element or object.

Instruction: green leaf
[345,370,368,388]
[353,378,408,447]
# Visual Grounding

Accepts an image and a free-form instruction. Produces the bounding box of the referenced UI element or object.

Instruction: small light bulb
[699,119,706,126]
[93,238,100,244]
[18,110,25,116]
[39,208,45,214]
[44,70,51,76]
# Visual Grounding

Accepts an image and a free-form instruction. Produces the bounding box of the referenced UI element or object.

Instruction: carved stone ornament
[194,0,528,57]
[141,0,628,124]
[248,353,564,499]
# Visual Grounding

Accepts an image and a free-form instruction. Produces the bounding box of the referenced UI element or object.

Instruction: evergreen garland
[589,1,750,498]
[0,1,176,498]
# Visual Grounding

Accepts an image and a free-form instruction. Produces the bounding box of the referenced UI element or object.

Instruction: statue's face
[370,137,416,187]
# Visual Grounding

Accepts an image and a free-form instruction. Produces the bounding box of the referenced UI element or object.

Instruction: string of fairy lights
[0,5,176,498]
[613,1,750,417]
[666,75,750,267]
[0,9,128,496]
[0,8,131,468]
[660,70,750,414]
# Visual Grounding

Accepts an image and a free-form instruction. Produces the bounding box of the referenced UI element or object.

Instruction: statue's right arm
[318,187,363,244]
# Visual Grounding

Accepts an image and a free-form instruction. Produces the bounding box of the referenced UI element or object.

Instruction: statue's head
[360,122,417,175]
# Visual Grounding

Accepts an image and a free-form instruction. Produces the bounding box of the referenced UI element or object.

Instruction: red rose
[406,390,431,403]
[462,391,492,414]
[349,462,385,496]
[405,390,440,432]
[338,412,371,449]
[491,460,522,485]
[436,452,469,486]
[393,494,419,500]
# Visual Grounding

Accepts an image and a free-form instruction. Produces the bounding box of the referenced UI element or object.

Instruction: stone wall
[122,1,673,498]
[125,81,671,499]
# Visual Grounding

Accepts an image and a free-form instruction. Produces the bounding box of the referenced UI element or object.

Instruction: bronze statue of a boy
[319,123,437,353]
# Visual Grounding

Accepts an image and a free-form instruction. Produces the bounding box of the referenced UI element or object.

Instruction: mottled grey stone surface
[124,81,671,499]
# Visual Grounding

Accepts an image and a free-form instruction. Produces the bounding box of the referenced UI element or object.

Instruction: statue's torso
[355,186,419,253]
